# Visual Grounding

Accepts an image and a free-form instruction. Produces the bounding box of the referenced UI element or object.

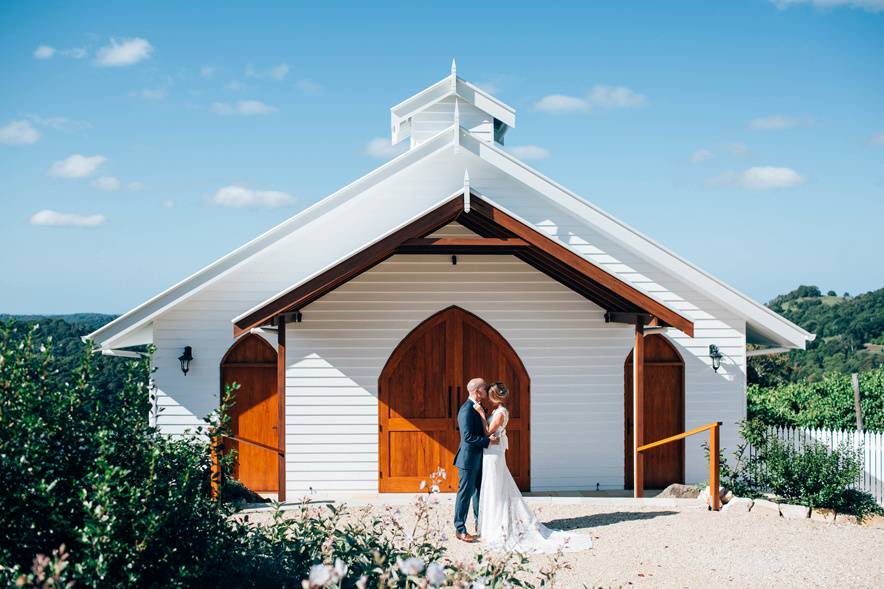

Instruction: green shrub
[715,421,883,519]
[747,366,884,430]
[0,324,567,588]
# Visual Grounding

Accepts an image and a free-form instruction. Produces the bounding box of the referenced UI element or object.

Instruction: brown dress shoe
[456,532,478,543]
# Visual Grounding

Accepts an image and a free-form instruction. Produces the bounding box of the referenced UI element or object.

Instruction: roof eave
[85,126,460,349]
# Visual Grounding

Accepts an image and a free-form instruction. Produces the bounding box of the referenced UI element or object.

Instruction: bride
[474,382,593,553]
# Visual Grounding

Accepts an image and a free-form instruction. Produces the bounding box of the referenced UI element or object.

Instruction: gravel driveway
[244,497,884,588]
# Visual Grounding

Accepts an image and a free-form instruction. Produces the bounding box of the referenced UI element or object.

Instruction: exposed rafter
[232,193,695,337]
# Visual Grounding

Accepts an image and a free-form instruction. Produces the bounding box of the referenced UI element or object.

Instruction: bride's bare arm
[474,405,504,436]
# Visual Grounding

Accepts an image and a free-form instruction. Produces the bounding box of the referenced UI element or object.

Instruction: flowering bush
[0,324,567,587]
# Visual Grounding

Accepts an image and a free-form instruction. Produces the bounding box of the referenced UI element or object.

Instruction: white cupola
[390,60,516,149]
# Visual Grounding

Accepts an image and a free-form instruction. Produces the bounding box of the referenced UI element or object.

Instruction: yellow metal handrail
[637,421,723,511]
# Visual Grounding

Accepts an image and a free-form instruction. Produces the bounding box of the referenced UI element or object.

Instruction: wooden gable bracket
[233,193,694,338]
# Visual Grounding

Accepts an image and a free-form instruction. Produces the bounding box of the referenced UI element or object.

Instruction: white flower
[356,576,368,589]
[419,480,427,490]
[398,556,425,576]
[431,484,440,493]
[333,558,348,580]
[307,563,332,587]
[426,562,447,586]
[472,578,488,589]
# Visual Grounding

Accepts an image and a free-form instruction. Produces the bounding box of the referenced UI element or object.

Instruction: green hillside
[748,285,884,386]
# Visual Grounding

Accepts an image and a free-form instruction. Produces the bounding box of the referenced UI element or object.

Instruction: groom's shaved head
[467,378,486,396]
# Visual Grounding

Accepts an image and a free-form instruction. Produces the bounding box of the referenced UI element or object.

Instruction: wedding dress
[477,406,593,554]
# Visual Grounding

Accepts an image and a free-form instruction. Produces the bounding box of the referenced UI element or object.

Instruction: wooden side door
[221,334,279,493]
[625,334,685,489]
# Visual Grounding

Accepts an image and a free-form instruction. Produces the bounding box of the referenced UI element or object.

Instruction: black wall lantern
[709,344,723,373]
[178,346,194,375]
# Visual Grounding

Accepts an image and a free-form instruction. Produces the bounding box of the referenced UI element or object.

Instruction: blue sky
[1,0,882,314]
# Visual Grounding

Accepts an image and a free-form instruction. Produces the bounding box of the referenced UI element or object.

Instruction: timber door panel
[625,334,685,489]
[460,310,530,491]
[221,334,279,493]
[379,306,531,492]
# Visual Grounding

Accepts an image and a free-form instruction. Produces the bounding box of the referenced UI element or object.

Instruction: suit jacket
[453,399,490,470]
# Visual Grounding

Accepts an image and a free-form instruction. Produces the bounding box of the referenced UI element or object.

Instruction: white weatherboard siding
[285,252,634,493]
[149,216,745,491]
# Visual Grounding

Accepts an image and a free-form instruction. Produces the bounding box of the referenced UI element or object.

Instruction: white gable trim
[459,130,814,349]
[85,126,459,350]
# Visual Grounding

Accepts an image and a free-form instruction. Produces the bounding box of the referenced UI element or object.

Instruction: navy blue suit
[453,399,490,534]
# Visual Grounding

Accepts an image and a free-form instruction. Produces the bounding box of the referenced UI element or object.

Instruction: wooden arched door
[379,306,530,492]
[625,334,685,489]
[221,334,279,493]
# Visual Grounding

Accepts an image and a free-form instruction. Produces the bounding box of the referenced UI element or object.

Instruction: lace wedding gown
[477,406,593,554]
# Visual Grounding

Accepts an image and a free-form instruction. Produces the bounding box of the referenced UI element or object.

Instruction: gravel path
[244,498,884,588]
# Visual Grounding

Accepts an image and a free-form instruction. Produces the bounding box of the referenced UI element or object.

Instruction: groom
[453,377,499,543]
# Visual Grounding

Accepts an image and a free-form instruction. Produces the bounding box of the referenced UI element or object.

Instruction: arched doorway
[220,334,279,493]
[625,334,685,489]
[378,306,530,492]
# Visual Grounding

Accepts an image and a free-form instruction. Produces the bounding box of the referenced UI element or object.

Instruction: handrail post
[709,422,720,511]
[633,319,645,498]
[210,427,221,501]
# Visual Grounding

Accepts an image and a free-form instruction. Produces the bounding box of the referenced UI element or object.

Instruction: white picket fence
[751,425,884,506]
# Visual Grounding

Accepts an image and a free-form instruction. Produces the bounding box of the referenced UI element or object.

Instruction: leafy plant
[714,420,883,519]
[0,324,568,587]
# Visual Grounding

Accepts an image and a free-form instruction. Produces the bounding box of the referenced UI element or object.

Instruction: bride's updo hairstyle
[488,381,509,405]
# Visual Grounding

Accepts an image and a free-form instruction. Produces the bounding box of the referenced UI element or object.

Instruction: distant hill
[749,286,884,385]
[0,313,140,396]
[4,285,882,390]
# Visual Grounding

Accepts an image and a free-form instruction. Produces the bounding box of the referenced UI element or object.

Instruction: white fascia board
[233,187,467,324]
[86,127,459,349]
[464,132,814,349]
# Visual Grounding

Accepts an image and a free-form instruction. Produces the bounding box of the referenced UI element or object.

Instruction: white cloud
[534,94,590,113]
[211,100,276,115]
[749,115,813,130]
[48,154,106,178]
[587,85,648,109]
[226,80,247,92]
[708,166,806,190]
[200,66,216,79]
[92,176,122,191]
[295,79,324,96]
[95,38,153,67]
[869,132,884,146]
[60,47,87,59]
[34,45,56,59]
[364,137,408,159]
[0,120,40,144]
[34,45,87,60]
[130,87,167,100]
[722,143,751,158]
[211,184,296,208]
[535,85,647,113]
[162,199,174,209]
[771,0,884,12]
[30,210,106,228]
[127,181,145,191]
[507,145,551,161]
[690,149,715,163]
[245,63,289,81]
[27,115,91,133]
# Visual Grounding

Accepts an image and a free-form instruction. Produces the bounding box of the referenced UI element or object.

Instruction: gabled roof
[390,60,516,145]
[87,68,814,352]
[232,191,695,337]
